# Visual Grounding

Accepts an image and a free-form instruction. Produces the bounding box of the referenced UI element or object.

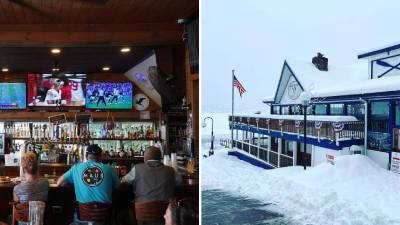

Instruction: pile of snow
[202,147,400,225]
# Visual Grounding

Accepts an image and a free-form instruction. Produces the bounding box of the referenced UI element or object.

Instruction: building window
[272,106,280,115]
[330,103,344,115]
[368,101,390,152]
[282,106,290,115]
[283,140,294,157]
[371,101,389,118]
[396,102,400,126]
[315,104,327,115]
[291,105,302,115]
[347,103,365,118]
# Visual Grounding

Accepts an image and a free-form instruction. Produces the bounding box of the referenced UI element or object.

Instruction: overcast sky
[201,0,400,113]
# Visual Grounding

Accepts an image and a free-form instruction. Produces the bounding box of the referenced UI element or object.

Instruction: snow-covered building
[229,44,400,170]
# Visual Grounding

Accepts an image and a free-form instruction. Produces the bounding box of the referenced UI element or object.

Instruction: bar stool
[77,202,112,225]
[134,201,169,225]
[10,202,29,225]
[10,201,46,225]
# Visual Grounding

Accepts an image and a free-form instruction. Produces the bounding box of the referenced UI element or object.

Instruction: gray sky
[201,0,400,113]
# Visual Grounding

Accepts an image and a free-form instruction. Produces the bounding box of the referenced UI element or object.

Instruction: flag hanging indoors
[233,75,246,97]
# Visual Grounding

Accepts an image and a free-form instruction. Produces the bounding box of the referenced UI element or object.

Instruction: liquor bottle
[140,145,144,156]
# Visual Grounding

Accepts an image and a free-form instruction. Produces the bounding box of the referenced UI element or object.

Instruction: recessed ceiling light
[120,47,131,53]
[51,48,61,54]
[102,66,110,71]
[52,67,60,72]
[2,68,9,72]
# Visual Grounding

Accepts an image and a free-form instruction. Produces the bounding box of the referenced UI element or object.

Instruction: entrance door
[297,143,312,166]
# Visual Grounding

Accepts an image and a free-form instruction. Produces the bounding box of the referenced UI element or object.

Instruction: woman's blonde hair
[21,151,38,175]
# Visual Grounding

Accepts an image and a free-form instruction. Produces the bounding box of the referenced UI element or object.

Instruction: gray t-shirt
[14,179,49,203]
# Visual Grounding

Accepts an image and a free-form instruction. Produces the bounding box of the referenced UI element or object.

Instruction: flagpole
[231,69,235,149]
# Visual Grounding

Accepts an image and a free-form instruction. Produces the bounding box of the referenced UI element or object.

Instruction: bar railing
[230,116,364,142]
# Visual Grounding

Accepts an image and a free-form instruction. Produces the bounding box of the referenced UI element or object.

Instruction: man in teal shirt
[57,144,120,203]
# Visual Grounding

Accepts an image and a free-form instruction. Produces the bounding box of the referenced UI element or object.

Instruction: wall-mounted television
[27,74,86,107]
[0,83,26,109]
[85,82,133,109]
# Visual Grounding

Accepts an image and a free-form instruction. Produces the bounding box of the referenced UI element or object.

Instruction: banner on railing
[279,119,284,136]
[295,120,301,139]
[315,121,322,130]
[315,121,323,142]
[332,122,344,132]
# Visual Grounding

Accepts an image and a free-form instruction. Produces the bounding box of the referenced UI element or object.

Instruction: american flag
[233,75,246,97]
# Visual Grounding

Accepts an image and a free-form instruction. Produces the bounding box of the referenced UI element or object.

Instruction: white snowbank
[202,146,400,225]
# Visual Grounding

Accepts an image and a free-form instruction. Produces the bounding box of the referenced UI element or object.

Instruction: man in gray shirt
[122,146,181,203]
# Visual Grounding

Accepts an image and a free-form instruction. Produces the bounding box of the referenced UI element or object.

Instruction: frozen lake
[202,189,292,225]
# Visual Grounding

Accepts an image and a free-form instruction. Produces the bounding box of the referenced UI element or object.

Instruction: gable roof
[270,59,368,104]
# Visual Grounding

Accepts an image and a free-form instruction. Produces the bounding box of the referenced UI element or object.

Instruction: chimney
[312,52,328,71]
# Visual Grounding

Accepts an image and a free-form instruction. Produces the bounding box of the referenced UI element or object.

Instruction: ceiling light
[2,68,9,72]
[102,66,110,71]
[51,48,61,54]
[120,47,131,53]
[52,67,60,72]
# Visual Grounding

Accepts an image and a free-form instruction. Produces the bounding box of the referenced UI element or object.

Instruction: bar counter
[0,178,198,225]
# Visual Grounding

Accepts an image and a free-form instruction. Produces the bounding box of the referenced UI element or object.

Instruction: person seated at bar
[121,146,181,203]
[13,151,49,225]
[57,144,120,204]
[164,199,198,225]
[14,151,49,203]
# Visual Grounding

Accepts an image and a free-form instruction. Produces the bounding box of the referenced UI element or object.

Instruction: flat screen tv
[0,83,26,109]
[85,82,133,109]
[27,74,85,107]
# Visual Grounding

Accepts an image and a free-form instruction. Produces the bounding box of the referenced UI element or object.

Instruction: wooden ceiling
[0,0,198,45]
[0,45,152,73]
[0,0,197,24]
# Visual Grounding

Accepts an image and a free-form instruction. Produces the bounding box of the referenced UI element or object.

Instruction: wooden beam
[0,23,183,45]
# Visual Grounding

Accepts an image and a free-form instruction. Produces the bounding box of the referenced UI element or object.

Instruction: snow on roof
[285,59,368,93]
[237,113,359,122]
[262,96,274,103]
[314,75,400,98]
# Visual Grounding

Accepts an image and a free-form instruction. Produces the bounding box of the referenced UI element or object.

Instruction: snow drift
[202,147,400,225]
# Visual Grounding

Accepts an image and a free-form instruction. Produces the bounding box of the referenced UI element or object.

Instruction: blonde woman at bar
[13,151,49,225]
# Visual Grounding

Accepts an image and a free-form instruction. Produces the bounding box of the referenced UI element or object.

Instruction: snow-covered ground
[202,112,400,225]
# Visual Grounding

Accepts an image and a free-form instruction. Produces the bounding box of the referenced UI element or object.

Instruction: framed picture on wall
[0,133,4,155]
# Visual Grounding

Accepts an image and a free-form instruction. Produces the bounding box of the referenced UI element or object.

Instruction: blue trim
[273,61,287,104]
[228,150,274,169]
[371,60,374,79]
[358,44,400,59]
[231,124,364,150]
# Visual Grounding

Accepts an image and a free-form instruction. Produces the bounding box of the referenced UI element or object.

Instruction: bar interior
[0,1,199,224]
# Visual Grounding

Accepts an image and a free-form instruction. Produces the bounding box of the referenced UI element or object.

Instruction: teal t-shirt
[63,161,120,203]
